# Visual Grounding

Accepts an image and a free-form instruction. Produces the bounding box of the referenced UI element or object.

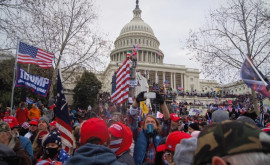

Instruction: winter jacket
[0,143,19,165]
[19,135,33,159]
[117,150,135,165]
[9,136,32,165]
[65,143,125,165]
[16,108,28,125]
[28,107,41,121]
[133,130,162,165]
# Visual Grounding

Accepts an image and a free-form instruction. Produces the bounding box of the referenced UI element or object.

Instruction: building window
[135,39,137,44]
[190,77,193,81]
[127,40,129,45]
[131,39,133,44]
[139,39,141,44]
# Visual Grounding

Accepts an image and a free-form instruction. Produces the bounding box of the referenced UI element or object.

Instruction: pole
[244,54,268,86]
[10,39,20,114]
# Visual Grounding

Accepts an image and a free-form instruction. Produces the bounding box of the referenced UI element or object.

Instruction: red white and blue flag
[240,58,270,99]
[55,70,73,153]
[17,42,54,69]
[111,59,130,105]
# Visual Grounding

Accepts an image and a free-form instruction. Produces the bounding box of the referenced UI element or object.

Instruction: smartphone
[144,92,156,99]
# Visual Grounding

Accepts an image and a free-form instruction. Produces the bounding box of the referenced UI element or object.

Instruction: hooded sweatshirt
[65,143,125,165]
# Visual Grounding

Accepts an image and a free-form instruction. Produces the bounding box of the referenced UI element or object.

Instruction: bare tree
[0,0,110,97]
[186,0,270,114]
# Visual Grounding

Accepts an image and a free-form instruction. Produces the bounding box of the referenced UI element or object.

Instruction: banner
[16,67,51,97]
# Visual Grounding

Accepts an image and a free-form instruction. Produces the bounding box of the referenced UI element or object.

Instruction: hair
[143,115,161,134]
[222,152,270,165]
[86,137,104,145]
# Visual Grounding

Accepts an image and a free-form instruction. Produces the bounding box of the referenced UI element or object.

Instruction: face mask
[45,147,59,159]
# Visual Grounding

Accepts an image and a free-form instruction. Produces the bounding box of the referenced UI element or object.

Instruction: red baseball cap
[156,144,166,152]
[109,123,123,138]
[3,116,19,129]
[165,131,191,152]
[50,121,57,127]
[29,118,38,126]
[170,114,180,122]
[109,122,133,156]
[80,118,109,145]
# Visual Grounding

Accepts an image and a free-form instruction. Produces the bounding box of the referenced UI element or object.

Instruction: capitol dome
[110,1,164,64]
[119,12,154,36]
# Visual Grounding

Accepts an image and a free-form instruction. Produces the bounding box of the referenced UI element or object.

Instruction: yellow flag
[140,101,149,115]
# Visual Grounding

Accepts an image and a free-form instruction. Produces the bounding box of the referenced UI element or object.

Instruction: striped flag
[55,69,73,153]
[126,51,132,57]
[17,42,54,69]
[111,59,130,105]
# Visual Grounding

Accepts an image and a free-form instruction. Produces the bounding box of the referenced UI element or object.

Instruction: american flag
[55,69,73,153]
[17,42,54,69]
[111,59,130,105]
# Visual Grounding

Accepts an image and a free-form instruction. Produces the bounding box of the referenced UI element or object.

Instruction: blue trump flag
[240,58,270,99]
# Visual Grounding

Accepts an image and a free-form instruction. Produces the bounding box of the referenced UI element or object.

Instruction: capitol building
[97,2,218,94]
[62,1,259,105]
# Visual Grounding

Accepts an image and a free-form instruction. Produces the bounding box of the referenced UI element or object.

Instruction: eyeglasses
[30,125,37,126]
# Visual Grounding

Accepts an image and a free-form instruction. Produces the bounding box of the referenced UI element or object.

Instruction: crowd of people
[0,91,270,165]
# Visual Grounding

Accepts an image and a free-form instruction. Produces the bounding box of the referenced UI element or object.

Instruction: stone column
[155,71,158,83]
[181,73,184,89]
[163,72,165,84]
[142,51,145,62]
[170,72,173,88]
[173,72,176,90]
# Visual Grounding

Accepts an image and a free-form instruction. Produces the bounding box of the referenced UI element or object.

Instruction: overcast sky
[94,0,225,78]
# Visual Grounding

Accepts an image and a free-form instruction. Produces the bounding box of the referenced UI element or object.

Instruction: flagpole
[244,54,268,86]
[11,39,20,114]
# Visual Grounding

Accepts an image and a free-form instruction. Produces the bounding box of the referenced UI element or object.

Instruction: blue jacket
[19,135,33,159]
[65,143,125,165]
[133,130,162,165]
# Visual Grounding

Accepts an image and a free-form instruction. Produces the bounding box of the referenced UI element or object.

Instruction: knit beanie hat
[237,116,256,125]
[165,131,191,152]
[174,137,197,165]
[39,116,49,126]
[80,118,109,145]
[109,122,132,156]
[212,110,229,123]
[42,130,62,147]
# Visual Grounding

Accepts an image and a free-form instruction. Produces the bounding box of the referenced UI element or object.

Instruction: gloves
[136,91,146,103]
[155,92,164,105]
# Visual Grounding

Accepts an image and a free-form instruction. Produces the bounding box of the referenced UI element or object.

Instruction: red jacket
[16,107,29,125]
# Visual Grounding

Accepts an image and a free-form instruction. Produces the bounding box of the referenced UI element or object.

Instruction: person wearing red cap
[65,118,124,165]
[170,113,181,132]
[15,102,28,125]
[49,121,57,132]
[24,118,39,143]
[129,92,171,165]
[158,131,191,164]
[108,122,135,165]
